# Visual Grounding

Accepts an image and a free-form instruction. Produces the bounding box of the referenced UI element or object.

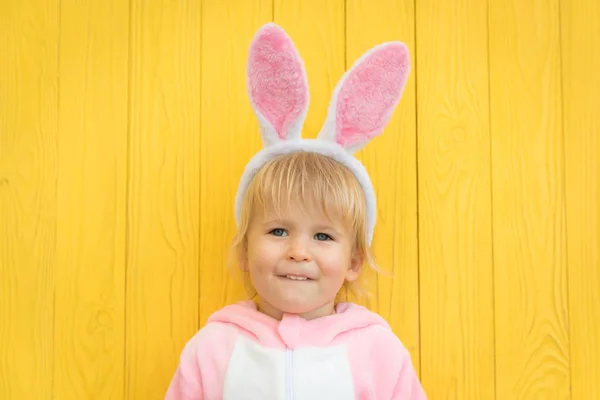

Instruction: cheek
[317,246,353,277]
[248,238,281,270]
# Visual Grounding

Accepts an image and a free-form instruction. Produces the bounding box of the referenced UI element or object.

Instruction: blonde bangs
[246,152,365,231]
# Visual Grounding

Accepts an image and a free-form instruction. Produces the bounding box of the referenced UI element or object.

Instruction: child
[165,23,426,399]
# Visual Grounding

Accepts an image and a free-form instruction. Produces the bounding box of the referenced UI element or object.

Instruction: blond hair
[230,151,378,302]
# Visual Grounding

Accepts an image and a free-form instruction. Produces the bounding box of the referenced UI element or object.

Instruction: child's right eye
[269,228,287,237]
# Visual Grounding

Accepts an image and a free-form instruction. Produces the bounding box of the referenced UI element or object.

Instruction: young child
[165,23,426,399]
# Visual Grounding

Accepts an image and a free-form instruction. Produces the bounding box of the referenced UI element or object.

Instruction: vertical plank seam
[556,0,573,397]
[343,0,347,71]
[197,0,203,331]
[53,0,62,398]
[485,0,497,398]
[412,0,422,381]
[124,0,133,397]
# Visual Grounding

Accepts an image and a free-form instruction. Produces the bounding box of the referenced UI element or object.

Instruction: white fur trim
[234,139,377,244]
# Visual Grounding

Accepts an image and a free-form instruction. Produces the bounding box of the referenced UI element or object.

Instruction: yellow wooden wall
[1,0,598,399]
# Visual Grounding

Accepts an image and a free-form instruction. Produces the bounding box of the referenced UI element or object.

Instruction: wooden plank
[561,0,600,397]
[198,0,272,326]
[416,0,495,397]
[0,0,58,398]
[54,0,128,398]
[126,1,201,398]
[489,0,570,398]
[345,0,420,373]
[274,0,345,138]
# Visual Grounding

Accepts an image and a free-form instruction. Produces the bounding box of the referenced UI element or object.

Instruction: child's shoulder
[337,302,412,355]
[182,303,247,348]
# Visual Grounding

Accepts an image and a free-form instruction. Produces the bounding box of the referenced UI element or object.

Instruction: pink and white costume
[165,300,426,399]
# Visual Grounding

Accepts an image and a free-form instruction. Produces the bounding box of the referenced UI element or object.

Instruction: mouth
[277,274,312,281]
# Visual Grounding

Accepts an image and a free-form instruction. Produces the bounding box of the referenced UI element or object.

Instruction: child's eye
[314,232,332,241]
[269,228,287,237]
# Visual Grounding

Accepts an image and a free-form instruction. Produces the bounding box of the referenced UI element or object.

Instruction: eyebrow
[313,224,342,233]
[260,217,286,226]
[261,218,344,235]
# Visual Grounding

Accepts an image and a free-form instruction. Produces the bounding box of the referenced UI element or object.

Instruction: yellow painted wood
[0,1,58,398]
[346,0,420,373]
[274,0,345,139]
[416,0,495,397]
[54,0,128,398]
[489,0,571,398]
[125,1,201,399]
[2,0,600,399]
[198,0,273,326]
[562,0,600,397]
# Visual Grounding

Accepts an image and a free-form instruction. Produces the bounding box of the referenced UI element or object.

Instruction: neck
[257,298,336,321]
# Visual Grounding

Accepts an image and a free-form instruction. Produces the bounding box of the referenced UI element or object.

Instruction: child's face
[243,203,362,319]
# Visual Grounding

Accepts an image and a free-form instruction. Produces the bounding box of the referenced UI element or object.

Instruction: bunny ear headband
[235,23,410,244]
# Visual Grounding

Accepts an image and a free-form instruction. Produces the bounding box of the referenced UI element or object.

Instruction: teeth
[285,275,308,281]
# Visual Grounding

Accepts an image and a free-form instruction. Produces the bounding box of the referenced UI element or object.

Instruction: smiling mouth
[279,275,311,281]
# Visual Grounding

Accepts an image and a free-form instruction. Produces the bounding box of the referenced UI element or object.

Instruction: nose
[286,237,311,262]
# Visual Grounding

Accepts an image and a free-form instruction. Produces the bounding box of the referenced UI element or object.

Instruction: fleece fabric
[165,300,427,400]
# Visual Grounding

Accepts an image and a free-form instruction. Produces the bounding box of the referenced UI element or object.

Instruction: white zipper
[285,348,294,400]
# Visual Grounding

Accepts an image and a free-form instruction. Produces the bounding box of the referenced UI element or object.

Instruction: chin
[278,303,315,314]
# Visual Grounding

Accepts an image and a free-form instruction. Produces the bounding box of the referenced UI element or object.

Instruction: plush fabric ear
[317,42,410,153]
[247,23,309,147]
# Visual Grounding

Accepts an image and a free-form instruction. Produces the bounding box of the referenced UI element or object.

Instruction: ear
[247,23,309,147]
[317,42,410,153]
[345,251,363,282]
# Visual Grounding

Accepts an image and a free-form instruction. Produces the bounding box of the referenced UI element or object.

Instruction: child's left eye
[314,232,332,241]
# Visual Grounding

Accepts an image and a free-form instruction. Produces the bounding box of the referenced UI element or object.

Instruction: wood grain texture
[198,0,272,327]
[561,0,600,397]
[489,0,570,398]
[0,1,58,398]
[416,0,495,397]
[126,1,201,398]
[345,0,420,373]
[54,0,128,398]
[3,1,600,398]
[274,0,345,139]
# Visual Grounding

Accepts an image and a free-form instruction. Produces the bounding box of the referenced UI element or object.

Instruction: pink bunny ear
[318,42,410,153]
[247,23,309,147]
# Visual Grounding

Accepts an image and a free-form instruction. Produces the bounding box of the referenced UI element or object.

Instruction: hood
[207,300,390,349]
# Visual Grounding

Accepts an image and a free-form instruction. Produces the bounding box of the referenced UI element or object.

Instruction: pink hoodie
[165,300,426,399]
